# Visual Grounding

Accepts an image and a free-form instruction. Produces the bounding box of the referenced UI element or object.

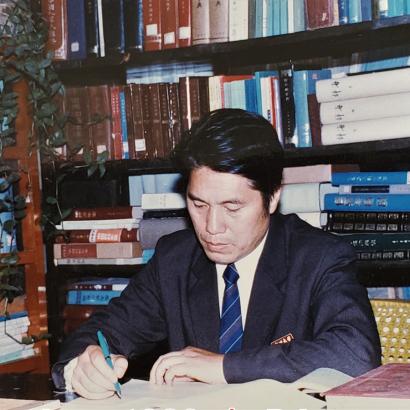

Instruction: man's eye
[226,207,240,213]
[193,202,205,208]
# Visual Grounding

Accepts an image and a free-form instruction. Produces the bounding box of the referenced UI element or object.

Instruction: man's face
[187,166,280,264]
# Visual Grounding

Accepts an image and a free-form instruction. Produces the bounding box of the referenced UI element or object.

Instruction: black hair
[172,108,284,212]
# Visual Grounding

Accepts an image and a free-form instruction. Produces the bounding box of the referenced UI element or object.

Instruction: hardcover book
[67,0,87,60]
[209,0,229,43]
[124,0,144,52]
[67,206,141,220]
[54,228,139,243]
[191,0,210,44]
[143,0,162,50]
[177,0,191,47]
[53,242,142,259]
[161,0,178,49]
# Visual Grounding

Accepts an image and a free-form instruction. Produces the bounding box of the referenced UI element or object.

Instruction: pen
[97,330,122,398]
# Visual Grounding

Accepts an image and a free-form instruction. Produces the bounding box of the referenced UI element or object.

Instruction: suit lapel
[243,214,288,349]
[187,250,220,352]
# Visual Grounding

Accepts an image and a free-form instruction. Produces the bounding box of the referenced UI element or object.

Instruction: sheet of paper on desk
[61,379,326,410]
[0,398,61,410]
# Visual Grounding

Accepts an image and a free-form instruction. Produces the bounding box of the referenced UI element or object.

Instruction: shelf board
[53,17,410,72]
[357,260,410,286]
[0,354,43,374]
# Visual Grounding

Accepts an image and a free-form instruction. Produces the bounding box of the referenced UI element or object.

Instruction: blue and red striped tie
[219,263,243,354]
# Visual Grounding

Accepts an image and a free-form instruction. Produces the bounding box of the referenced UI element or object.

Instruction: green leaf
[60,208,73,220]
[3,219,16,234]
[46,196,58,205]
[87,164,98,177]
[0,254,19,265]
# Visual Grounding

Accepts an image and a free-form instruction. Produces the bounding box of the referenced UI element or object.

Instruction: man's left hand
[149,346,226,385]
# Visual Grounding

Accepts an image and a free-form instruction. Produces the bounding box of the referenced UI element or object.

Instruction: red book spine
[129,84,149,160]
[167,83,182,149]
[149,83,166,159]
[162,0,178,49]
[177,0,191,47]
[141,84,155,159]
[178,77,190,132]
[57,243,98,258]
[124,85,136,160]
[143,0,162,51]
[41,0,68,60]
[54,228,139,243]
[67,206,136,220]
[304,0,337,30]
[159,83,173,158]
[110,85,123,160]
[54,242,143,258]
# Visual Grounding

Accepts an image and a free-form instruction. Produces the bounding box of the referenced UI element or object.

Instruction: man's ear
[269,188,281,214]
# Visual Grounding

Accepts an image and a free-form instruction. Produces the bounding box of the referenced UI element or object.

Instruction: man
[52,109,381,399]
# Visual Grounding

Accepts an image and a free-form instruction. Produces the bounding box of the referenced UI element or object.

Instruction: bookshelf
[44,13,410,364]
[0,80,49,374]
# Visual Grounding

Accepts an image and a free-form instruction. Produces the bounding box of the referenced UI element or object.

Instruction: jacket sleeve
[223,241,381,383]
[51,256,168,389]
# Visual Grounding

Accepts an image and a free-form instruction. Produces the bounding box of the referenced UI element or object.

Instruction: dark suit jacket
[52,213,381,388]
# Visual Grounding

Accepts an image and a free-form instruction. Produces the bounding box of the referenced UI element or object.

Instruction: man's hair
[173,108,284,212]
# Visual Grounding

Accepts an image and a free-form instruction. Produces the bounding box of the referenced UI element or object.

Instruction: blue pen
[97,330,122,398]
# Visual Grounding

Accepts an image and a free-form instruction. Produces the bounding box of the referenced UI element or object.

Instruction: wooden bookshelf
[0,80,49,374]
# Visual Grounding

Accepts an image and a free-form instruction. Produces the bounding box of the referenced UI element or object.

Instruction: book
[319,92,410,125]
[55,219,140,231]
[279,68,297,148]
[177,0,191,47]
[332,171,410,186]
[67,278,130,291]
[41,0,68,60]
[67,206,141,220]
[66,289,122,305]
[321,115,410,145]
[141,193,186,210]
[96,0,105,56]
[282,164,359,185]
[316,67,410,103]
[339,184,410,194]
[139,217,190,249]
[333,232,410,251]
[143,0,162,50]
[54,228,139,243]
[279,182,339,213]
[191,0,210,44]
[229,0,248,41]
[109,85,123,160]
[54,257,144,265]
[124,0,143,52]
[324,363,410,409]
[161,0,178,49]
[84,0,99,56]
[209,0,229,43]
[324,193,410,212]
[304,0,337,29]
[66,0,87,60]
[119,88,129,159]
[102,0,125,55]
[53,242,142,259]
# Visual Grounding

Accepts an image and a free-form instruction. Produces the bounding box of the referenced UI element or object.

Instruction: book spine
[124,85,136,159]
[54,257,144,265]
[158,83,173,158]
[316,67,410,103]
[87,85,112,159]
[54,242,142,258]
[67,0,87,60]
[357,249,410,261]
[338,0,349,24]
[324,193,410,211]
[293,70,311,148]
[210,0,229,43]
[102,0,125,54]
[339,184,410,194]
[191,0,210,44]
[360,0,372,21]
[162,0,178,49]
[321,115,410,146]
[141,84,155,159]
[320,92,410,125]
[66,290,122,305]
[167,82,182,149]
[143,0,162,50]
[331,172,410,185]
[348,0,361,23]
[55,228,139,243]
[119,88,129,159]
[148,83,165,159]
[177,0,192,47]
[41,0,68,60]
[335,232,410,251]
[229,0,249,41]
[85,0,100,55]
[110,85,123,160]
[279,0,288,34]
[96,0,105,56]
[67,206,136,220]
[279,69,297,148]
[129,84,149,159]
[141,193,186,210]
[248,0,257,38]
[124,0,144,52]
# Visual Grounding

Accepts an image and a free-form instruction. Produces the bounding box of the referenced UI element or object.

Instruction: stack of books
[0,311,35,364]
[323,171,410,263]
[54,206,143,266]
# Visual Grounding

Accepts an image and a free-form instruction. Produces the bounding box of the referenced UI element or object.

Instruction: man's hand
[71,345,128,399]
[149,346,226,385]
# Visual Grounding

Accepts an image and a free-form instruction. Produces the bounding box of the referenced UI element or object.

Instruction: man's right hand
[71,345,128,399]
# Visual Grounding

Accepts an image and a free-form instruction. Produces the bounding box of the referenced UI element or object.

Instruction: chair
[370,299,410,364]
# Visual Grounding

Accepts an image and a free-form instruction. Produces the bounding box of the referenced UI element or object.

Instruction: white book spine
[229,0,249,41]
[320,92,410,124]
[97,0,105,57]
[56,220,140,230]
[321,115,410,145]
[339,184,410,194]
[54,257,144,266]
[287,0,295,33]
[316,67,410,103]
[141,193,186,210]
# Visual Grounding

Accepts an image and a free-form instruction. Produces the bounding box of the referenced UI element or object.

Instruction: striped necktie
[219,263,243,354]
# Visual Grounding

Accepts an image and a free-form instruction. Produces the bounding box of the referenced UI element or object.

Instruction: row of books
[367,286,410,300]
[41,0,379,61]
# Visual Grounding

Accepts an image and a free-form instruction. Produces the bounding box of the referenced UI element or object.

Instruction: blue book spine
[293,0,306,32]
[245,79,258,114]
[324,193,410,212]
[406,0,410,14]
[67,0,87,60]
[255,0,263,37]
[331,172,410,186]
[102,0,125,54]
[349,0,362,23]
[124,0,143,51]
[338,0,349,24]
[279,0,288,34]
[266,0,274,36]
[119,90,129,159]
[360,0,372,20]
[273,0,281,35]
[0,311,28,322]
[293,70,311,148]
[67,290,122,305]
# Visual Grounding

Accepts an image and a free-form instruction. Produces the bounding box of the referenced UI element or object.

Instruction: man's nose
[205,207,226,235]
